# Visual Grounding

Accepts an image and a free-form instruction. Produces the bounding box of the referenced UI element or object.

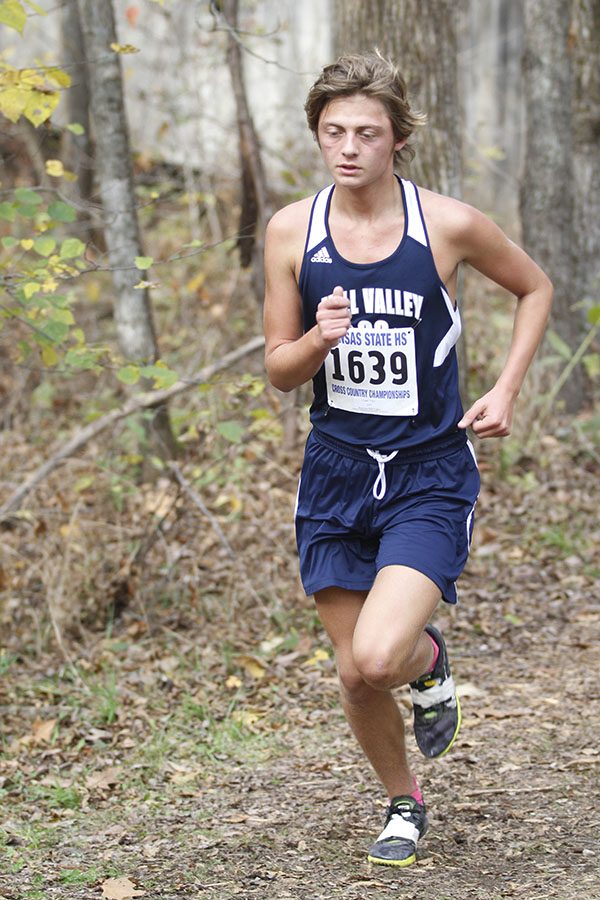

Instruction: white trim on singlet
[401,179,428,247]
[306,185,334,254]
[307,179,428,254]
[433,286,462,367]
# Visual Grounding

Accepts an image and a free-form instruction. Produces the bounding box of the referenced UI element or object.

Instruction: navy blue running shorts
[295,429,480,604]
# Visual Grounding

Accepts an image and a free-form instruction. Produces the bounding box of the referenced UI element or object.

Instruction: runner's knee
[336,658,373,704]
[352,638,415,690]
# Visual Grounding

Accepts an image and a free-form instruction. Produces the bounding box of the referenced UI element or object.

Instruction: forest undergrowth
[1,200,599,899]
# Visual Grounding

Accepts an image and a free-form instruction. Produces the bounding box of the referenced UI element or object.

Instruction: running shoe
[367,795,428,867]
[410,624,461,758]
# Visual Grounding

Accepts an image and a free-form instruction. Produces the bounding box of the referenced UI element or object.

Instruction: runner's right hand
[315,285,352,348]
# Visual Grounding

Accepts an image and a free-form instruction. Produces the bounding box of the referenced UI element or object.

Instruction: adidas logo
[310,246,332,264]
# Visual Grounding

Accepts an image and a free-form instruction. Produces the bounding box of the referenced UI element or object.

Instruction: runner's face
[317,94,405,187]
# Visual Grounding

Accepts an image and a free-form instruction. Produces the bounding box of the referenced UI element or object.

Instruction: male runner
[263,52,552,867]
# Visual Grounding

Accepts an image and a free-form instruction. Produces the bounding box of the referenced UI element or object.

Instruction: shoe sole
[431,691,462,759]
[367,852,417,867]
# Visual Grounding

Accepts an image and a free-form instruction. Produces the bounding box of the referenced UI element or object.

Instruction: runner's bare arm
[264,204,351,392]
[450,204,553,437]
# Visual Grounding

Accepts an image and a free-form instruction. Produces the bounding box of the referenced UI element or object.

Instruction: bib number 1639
[330,347,408,386]
[324,326,419,417]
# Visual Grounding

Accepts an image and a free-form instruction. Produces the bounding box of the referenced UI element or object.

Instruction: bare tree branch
[0,335,265,521]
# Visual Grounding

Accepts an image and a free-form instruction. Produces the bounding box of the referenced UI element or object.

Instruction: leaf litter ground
[1,421,599,900]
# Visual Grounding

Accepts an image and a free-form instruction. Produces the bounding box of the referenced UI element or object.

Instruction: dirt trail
[1,437,598,900]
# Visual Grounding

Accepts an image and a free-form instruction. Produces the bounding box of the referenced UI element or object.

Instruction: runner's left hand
[457,386,516,437]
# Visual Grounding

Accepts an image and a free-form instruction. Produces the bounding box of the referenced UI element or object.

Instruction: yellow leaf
[234,654,267,680]
[23,88,59,127]
[225,674,242,690]
[45,158,64,178]
[110,42,140,54]
[305,648,329,666]
[23,282,39,299]
[0,85,27,122]
[232,710,260,728]
[20,239,34,250]
[41,278,58,293]
[44,65,71,88]
[41,345,59,366]
[185,271,206,293]
[0,0,27,34]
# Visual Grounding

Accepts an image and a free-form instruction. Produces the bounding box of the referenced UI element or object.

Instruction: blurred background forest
[0,2,599,897]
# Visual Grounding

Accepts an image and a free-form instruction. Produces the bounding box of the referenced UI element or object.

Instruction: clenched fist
[315,285,352,349]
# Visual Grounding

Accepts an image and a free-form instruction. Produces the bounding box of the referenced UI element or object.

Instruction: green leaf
[33,236,56,257]
[0,0,27,33]
[16,204,39,219]
[0,202,16,222]
[117,365,141,385]
[48,201,77,223]
[1,236,18,249]
[50,308,75,325]
[42,319,70,342]
[546,329,572,361]
[217,420,245,443]
[64,347,100,371]
[587,305,600,326]
[135,256,153,270]
[66,122,85,136]
[14,187,42,205]
[139,364,178,389]
[59,238,85,259]
[583,353,600,379]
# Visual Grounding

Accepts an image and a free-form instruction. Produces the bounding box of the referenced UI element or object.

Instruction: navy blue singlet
[298,178,464,451]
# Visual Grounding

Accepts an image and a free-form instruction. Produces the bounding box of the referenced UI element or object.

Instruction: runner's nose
[342,134,358,156]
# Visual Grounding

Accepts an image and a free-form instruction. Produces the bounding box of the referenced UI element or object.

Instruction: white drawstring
[366,449,398,499]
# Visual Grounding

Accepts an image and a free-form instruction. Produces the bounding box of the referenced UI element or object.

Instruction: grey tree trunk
[61,0,101,247]
[571,0,600,323]
[76,0,176,455]
[332,0,469,401]
[77,0,159,362]
[520,0,591,412]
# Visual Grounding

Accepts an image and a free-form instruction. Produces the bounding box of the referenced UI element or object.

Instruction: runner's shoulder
[266,195,314,242]
[266,196,315,273]
[417,186,495,243]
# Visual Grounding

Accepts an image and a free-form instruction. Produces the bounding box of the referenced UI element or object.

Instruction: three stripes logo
[310,246,332,264]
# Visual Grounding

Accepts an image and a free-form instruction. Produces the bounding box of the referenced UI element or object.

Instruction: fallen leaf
[101,877,145,899]
[304,648,329,666]
[234,654,267,680]
[86,767,121,791]
[456,682,485,699]
[32,718,57,744]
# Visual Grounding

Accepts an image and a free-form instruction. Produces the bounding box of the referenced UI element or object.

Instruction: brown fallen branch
[0,334,265,521]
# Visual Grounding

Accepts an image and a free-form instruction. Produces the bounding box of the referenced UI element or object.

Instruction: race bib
[324,325,418,417]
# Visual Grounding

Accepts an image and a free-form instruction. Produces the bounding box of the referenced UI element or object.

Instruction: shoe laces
[387,800,417,825]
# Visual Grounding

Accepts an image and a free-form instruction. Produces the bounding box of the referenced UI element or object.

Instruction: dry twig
[0,335,264,521]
